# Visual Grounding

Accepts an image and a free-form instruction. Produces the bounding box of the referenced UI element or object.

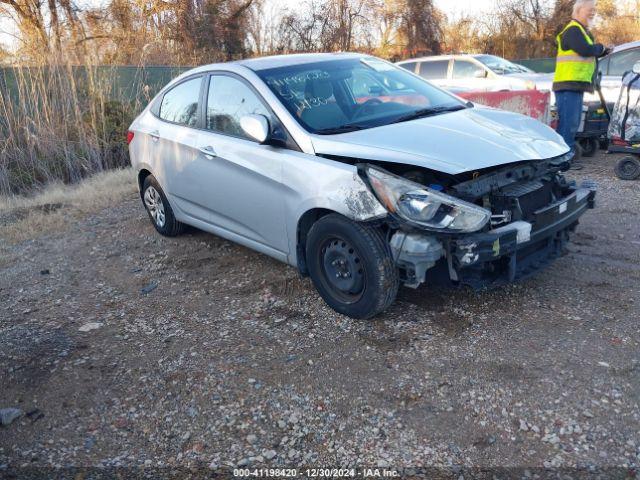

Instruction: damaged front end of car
[357,153,597,289]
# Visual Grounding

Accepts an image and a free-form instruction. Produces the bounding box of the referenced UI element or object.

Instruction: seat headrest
[305,77,334,101]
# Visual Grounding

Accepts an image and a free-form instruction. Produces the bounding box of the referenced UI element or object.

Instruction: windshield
[475,55,531,74]
[255,57,465,134]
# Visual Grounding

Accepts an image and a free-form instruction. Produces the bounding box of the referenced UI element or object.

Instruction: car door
[150,75,204,220]
[192,73,289,255]
[450,59,494,91]
[601,48,640,105]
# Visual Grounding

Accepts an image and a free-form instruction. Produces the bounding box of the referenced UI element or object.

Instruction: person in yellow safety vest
[553,0,610,168]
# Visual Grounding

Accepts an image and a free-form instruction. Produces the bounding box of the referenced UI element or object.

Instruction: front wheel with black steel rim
[142,175,184,236]
[305,214,399,320]
[615,156,640,180]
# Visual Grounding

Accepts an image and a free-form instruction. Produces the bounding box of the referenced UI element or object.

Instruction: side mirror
[474,69,488,79]
[240,114,270,144]
[633,62,640,75]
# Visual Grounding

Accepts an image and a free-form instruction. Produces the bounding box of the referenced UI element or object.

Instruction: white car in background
[519,41,640,107]
[397,54,543,92]
[592,40,640,105]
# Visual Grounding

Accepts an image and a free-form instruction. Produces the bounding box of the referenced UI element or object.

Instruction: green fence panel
[515,58,556,73]
[0,65,191,107]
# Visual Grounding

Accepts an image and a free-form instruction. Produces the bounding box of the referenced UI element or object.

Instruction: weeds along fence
[0,65,188,195]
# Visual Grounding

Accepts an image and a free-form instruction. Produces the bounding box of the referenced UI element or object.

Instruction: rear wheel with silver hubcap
[144,186,166,228]
[141,175,184,236]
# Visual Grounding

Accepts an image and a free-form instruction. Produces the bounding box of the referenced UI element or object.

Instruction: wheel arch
[296,208,335,276]
[138,168,153,199]
[295,205,393,276]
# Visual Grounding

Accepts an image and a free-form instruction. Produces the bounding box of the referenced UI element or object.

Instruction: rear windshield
[255,57,463,134]
[476,55,530,74]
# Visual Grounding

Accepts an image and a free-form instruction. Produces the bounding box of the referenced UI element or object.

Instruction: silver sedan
[128,53,595,319]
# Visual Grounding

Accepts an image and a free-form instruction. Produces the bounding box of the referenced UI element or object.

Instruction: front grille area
[491,180,553,222]
[458,228,571,289]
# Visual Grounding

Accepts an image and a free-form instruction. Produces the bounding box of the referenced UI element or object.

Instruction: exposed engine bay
[355,154,597,289]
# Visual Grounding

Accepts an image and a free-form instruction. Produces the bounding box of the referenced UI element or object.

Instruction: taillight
[126,131,135,145]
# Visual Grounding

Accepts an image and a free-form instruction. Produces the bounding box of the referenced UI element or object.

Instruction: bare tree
[594,0,640,46]
[548,0,573,36]
[0,0,51,52]
[398,0,443,57]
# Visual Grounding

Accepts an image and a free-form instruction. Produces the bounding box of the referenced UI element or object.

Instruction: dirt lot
[1,152,639,478]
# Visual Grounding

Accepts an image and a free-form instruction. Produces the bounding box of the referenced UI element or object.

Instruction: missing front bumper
[451,186,596,288]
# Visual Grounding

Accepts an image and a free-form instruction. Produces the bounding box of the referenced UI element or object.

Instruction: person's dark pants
[555,90,584,154]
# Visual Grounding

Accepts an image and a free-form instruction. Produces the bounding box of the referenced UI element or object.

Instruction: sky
[0,0,496,52]
[435,0,495,16]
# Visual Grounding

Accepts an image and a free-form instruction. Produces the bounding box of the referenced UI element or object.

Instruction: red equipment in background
[457,90,551,125]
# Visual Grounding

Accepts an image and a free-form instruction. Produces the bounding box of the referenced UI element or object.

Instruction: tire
[614,156,640,181]
[142,175,184,236]
[599,138,609,151]
[305,214,399,319]
[572,142,583,162]
[579,137,598,157]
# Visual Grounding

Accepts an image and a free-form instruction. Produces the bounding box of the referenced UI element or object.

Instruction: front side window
[419,60,449,79]
[348,71,389,99]
[452,60,486,79]
[257,57,464,134]
[598,55,610,76]
[159,77,201,126]
[206,75,272,139]
[608,49,640,77]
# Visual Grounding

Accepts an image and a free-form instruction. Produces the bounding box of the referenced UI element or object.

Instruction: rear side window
[159,77,202,126]
[419,60,449,80]
[398,62,417,73]
[608,49,640,76]
[452,60,486,79]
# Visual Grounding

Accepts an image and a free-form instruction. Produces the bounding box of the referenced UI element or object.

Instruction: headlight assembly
[364,165,491,233]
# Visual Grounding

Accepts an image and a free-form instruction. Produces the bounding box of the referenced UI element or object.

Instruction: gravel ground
[0,152,639,479]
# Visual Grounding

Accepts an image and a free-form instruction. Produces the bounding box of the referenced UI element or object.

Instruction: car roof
[612,40,640,54]
[180,52,370,77]
[397,54,483,64]
[236,52,367,70]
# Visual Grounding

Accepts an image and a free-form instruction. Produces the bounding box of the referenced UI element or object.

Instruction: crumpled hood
[311,106,568,175]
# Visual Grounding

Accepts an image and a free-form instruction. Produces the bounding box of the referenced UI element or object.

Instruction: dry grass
[0,60,140,195]
[0,168,136,244]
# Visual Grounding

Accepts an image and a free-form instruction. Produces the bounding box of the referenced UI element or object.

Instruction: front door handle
[150,130,160,142]
[199,145,217,158]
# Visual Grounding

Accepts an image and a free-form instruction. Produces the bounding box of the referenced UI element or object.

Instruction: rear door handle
[199,145,217,158]
[149,130,160,142]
